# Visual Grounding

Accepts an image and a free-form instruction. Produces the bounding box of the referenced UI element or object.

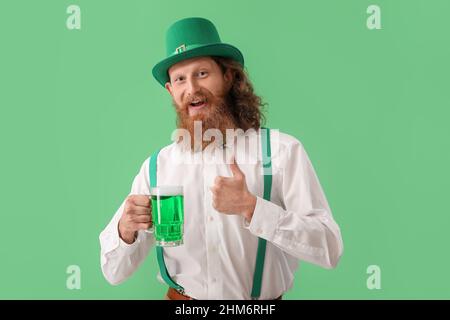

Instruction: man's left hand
[210,156,256,222]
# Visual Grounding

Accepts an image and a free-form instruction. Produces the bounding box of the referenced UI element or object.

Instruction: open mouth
[189,98,207,109]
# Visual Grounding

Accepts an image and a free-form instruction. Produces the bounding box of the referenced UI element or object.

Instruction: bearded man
[99,17,344,300]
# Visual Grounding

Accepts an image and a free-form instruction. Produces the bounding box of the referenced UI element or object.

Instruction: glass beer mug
[146,186,184,247]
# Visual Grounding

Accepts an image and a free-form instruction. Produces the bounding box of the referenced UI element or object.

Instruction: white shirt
[99,128,343,300]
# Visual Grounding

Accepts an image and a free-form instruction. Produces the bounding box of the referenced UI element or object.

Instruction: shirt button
[208,216,214,222]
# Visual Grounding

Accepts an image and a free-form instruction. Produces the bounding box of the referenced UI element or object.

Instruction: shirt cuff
[102,221,141,257]
[241,196,281,241]
[118,233,139,249]
[116,224,142,254]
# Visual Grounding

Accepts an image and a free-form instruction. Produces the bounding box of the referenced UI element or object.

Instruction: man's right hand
[118,195,152,244]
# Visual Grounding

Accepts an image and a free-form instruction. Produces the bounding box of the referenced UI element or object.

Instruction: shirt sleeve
[99,158,156,285]
[242,139,344,269]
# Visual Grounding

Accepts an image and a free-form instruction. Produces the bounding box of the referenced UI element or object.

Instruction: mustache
[181,90,211,108]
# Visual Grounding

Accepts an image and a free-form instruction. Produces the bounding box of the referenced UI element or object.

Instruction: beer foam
[150,186,183,196]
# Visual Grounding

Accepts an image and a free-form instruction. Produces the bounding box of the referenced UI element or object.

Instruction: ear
[165,82,173,96]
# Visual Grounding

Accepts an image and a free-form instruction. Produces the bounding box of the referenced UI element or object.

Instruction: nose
[186,76,200,96]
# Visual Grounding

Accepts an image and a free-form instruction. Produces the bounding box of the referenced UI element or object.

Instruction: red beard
[173,88,237,151]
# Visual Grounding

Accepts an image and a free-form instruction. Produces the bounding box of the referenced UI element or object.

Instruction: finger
[136,222,152,230]
[214,175,234,186]
[209,186,217,194]
[130,206,151,215]
[229,156,244,178]
[129,195,151,207]
[132,214,152,223]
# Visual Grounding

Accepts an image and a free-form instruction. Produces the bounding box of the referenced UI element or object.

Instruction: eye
[197,71,208,78]
[174,76,185,83]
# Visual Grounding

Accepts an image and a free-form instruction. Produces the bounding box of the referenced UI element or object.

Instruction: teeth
[190,99,206,107]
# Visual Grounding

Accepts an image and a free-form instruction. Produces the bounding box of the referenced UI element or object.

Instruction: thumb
[229,156,244,178]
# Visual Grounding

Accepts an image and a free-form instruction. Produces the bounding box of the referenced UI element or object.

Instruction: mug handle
[145,194,154,233]
[145,224,154,234]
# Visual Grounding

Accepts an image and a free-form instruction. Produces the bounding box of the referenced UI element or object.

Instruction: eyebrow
[170,64,212,80]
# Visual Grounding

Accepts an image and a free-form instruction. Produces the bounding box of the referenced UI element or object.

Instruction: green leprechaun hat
[152,17,245,87]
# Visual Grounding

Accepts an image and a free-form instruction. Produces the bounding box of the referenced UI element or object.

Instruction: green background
[1,0,449,299]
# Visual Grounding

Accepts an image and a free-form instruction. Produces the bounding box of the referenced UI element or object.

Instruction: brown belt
[166,287,282,300]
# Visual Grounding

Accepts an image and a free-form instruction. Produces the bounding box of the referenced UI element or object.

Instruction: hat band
[170,43,212,56]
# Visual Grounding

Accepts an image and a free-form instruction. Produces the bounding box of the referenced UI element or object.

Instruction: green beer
[150,186,184,246]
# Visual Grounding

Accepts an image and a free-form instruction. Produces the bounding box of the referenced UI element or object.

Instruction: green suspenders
[150,149,184,291]
[251,126,272,299]
[149,127,272,299]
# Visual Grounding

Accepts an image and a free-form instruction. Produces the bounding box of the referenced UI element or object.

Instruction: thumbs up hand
[210,156,257,222]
